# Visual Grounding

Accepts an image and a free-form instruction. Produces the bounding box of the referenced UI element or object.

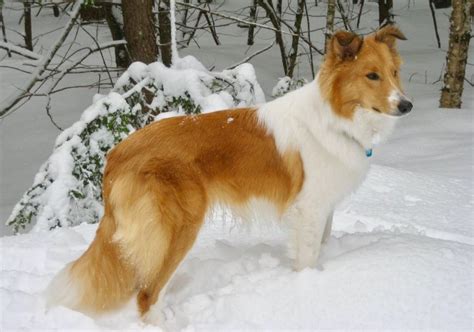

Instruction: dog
[46,25,412,321]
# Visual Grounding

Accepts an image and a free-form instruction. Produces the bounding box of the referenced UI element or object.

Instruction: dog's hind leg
[109,169,208,323]
[135,173,208,322]
[139,221,204,323]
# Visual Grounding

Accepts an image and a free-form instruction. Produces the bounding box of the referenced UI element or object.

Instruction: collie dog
[46,25,412,321]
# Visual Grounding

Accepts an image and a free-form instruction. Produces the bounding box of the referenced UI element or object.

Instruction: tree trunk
[440,0,471,108]
[325,0,336,53]
[304,0,315,78]
[103,4,131,68]
[122,0,158,64]
[247,0,257,45]
[378,0,393,26]
[258,0,288,75]
[357,0,365,28]
[337,0,351,30]
[1,5,11,57]
[429,0,441,48]
[203,11,220,45]
[158,0,172,67]
[24,1,33,51]
[287,0,305,78]
[277,0,282,16]
[181,0,190,38]
[186,10,202,47]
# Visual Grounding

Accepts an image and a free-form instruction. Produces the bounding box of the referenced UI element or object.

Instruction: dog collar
[365,149,373,157]
[342,131,373,158]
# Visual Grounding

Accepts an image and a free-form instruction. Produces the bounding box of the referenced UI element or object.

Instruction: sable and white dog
[47,25,412,320]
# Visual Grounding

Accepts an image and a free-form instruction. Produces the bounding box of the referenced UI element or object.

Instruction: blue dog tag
[365,149,373,157]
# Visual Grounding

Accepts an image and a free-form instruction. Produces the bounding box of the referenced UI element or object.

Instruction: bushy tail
[45,215,135,314]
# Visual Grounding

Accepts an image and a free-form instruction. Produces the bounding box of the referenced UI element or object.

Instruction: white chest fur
[256,79,395,269]
[257,79,372,207]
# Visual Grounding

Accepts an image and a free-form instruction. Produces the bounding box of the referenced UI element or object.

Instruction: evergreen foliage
[7,58,264,233]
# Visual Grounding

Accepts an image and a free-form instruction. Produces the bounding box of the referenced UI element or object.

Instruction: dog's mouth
[371,106,411,118]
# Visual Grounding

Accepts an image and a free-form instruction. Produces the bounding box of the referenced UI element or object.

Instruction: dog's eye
[366,72,380,80]
[393,70,398,77]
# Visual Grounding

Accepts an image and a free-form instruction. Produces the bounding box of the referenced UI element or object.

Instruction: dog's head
[319,25,412,119]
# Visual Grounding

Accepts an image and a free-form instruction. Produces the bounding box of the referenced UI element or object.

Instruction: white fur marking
[257,77,399,268]
[388,89,400,106]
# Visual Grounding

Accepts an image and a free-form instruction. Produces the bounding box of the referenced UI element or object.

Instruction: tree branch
[258,0,288,74]
[225,41,275,70]
[0,0,84,118]
[45,40,126,96]
[0,41,41,60]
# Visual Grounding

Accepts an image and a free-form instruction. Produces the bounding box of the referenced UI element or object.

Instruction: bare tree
[158,0,172,67]
[378,0,393,26]
[276,0,282,16]
[247,0,257,45]
[336,0,351,30]
[103,3,130,68]
[440,0,472,108]
[1,2,11,57]
[325,0,336,52]
[428,0,441,48]
[176,0,323,77]
[258,0,288,75]
[304,0,315,77]
[356,0,365,28]
[23,0,33,51]
[180,0,190,39]
[0,1,127,118]
[287,0,305,78]
[122,0,158,64]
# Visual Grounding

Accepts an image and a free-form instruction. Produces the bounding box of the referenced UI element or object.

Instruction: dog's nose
[397,99,413,114]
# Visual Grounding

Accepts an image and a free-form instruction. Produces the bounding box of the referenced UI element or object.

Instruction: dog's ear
[374,25,406,49]
[331,31,363,61]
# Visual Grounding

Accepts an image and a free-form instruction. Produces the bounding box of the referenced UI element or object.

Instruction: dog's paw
[142,304,166,326]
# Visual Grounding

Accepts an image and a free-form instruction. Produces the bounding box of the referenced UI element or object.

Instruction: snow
[1,0,473,330]
[1,158,472,330]
[337,165,473,245]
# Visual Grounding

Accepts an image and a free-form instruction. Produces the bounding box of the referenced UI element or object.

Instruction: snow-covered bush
[7,56,265,233]
[272,76,308,98]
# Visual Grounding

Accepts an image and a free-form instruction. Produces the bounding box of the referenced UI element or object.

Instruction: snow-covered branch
[170,0,179,65]
[0,41,42,60]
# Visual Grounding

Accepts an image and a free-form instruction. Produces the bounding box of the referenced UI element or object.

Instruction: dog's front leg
[288,206,331,271]
[322,211,334,244]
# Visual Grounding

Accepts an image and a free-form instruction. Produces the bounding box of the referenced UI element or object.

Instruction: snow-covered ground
[1,1,473,331]
[1,155,472,330]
